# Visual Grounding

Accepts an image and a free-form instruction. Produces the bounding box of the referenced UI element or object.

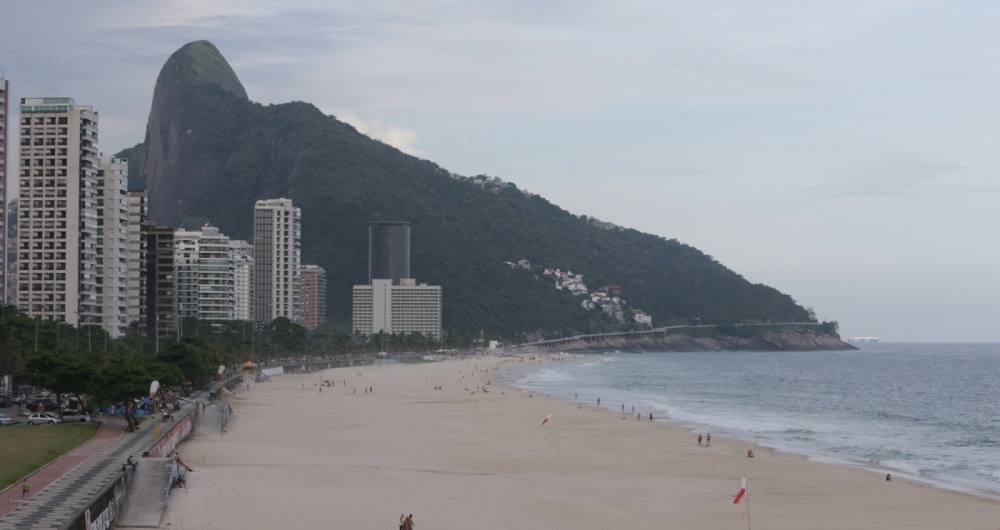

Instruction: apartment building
[0,74,8,302]
[174,225,235,321]
[253,198,301,324]
[96,155,130,337]
[126,191,147,332]
[232,239,253,322]
[143,224,176,337]
[300,264,326,330]
[16,97,100,326]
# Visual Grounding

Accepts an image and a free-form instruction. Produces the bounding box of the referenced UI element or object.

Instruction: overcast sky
[3,1,998,341]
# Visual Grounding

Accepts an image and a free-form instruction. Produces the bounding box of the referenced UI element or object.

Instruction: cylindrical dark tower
[369,221,410,284]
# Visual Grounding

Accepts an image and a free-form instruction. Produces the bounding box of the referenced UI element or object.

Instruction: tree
[22,354,92,420]
[157,338,226,386]
[89,360,151,431]
[268,317,306,353]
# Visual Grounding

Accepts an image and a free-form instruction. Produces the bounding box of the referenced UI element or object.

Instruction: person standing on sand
[698,434,703,446]
[706,433,711,447]
[649,413,653,421]
[597,398,600,406]
[400,514,405,530]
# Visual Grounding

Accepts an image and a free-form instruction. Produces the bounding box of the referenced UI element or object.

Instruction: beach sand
[161,356,1000,529]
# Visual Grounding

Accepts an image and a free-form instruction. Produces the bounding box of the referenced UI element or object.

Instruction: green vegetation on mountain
[118,40,817,341]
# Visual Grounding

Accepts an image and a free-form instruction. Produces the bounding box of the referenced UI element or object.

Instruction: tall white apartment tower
[16,98,100,325]
[232,240,253,321]
[126,191,147,331]
[96,154,129,337]
[0,74,9,303]
[253,198,301,323]
[174,225,235,321]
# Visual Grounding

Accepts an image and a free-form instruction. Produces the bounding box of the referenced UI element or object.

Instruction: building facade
[0,74,8,303]
[301,264,326,330]
[232,240,253,322]
[16,97,100,326]
[253,198,301,323]
[174,226,235,321]
[369,221,410,285]
[352,279,441,339]
[143,224,176,337]
[96,155,130,337]
[126,191,147,332]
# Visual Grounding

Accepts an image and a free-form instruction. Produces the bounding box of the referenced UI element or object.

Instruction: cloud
[338,112,423,156]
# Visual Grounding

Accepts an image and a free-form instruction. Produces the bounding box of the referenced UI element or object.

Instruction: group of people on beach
[697,433,711,447]
[399,513,415,530]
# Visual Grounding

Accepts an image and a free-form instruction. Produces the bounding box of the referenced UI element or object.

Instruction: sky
[2,0,998,341]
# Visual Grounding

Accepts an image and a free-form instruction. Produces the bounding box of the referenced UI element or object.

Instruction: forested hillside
[117,40,811,341]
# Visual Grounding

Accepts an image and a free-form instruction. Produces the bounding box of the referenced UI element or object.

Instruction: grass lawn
[0,423,101,490]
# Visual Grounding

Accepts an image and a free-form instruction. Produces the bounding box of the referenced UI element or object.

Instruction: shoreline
[500,354,1000,501]
[161,354,1000,529]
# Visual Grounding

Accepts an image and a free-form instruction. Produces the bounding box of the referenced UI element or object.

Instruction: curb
[0,419,115,498]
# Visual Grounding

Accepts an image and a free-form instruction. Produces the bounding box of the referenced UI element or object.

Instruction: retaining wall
[145,407,198,458]
[61,468,133,530]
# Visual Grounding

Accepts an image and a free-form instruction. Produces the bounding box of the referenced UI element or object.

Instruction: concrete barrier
[62,467,134,530]
[144,406,198,458]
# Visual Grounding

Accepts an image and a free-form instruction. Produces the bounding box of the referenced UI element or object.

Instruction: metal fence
[220,401,232,435]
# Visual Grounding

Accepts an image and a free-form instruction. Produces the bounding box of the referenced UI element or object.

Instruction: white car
[26,413,62,425]
[0,413,17,426]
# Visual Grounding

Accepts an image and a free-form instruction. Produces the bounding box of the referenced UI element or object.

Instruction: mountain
[116,40,814,340]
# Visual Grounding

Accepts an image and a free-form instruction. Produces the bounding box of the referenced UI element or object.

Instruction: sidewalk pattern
[0,404,195,530]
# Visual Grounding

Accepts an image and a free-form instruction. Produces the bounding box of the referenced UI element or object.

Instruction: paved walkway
[0,419,126,519]
[0,403,196,530]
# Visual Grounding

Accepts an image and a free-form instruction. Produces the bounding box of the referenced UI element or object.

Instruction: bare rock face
[141,41,248,226]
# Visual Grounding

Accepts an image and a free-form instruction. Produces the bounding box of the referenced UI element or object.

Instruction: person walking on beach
[649,412,653,421]
[400,514,405,530]
[21,479,29,498]
[706,433,711,447]
[597,398,600,406]
[698,434,703,446]
[405,514,415,530]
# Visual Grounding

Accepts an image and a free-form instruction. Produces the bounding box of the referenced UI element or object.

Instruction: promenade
[0,402,196,530]
[0,419,126,518]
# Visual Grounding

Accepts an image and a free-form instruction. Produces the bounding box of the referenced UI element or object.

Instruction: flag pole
[474,389,480,426]
[552,414,562,464]
[746,477,751,530]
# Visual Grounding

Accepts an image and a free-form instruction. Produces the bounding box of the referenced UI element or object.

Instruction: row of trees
[0,306,458,421]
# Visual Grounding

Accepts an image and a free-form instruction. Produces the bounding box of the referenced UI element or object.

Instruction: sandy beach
[161,356,1000,529]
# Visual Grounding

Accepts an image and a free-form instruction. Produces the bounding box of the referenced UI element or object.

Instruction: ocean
[505,343,1000,496]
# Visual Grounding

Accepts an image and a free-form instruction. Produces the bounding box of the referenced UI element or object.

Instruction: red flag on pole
[733,477,747,504]
[542,414,551,425]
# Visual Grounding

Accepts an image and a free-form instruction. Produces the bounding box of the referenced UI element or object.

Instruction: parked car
[26,413,62,425]
[0,414,18,426]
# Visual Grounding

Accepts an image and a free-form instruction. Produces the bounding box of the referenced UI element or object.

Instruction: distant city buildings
[0,74,8,303]
[174,225,235,321]
[369,221,410,285]
[253,198,301,323]
[143,224,176,337]
[300,264,326,330]
[97,154,130,337]
[232,239,253,322]
[15,97,100,327]
[354,222,441,339]
[126,191,147,332]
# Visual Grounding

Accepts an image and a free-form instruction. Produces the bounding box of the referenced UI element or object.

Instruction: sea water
[505,343,1000,495]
